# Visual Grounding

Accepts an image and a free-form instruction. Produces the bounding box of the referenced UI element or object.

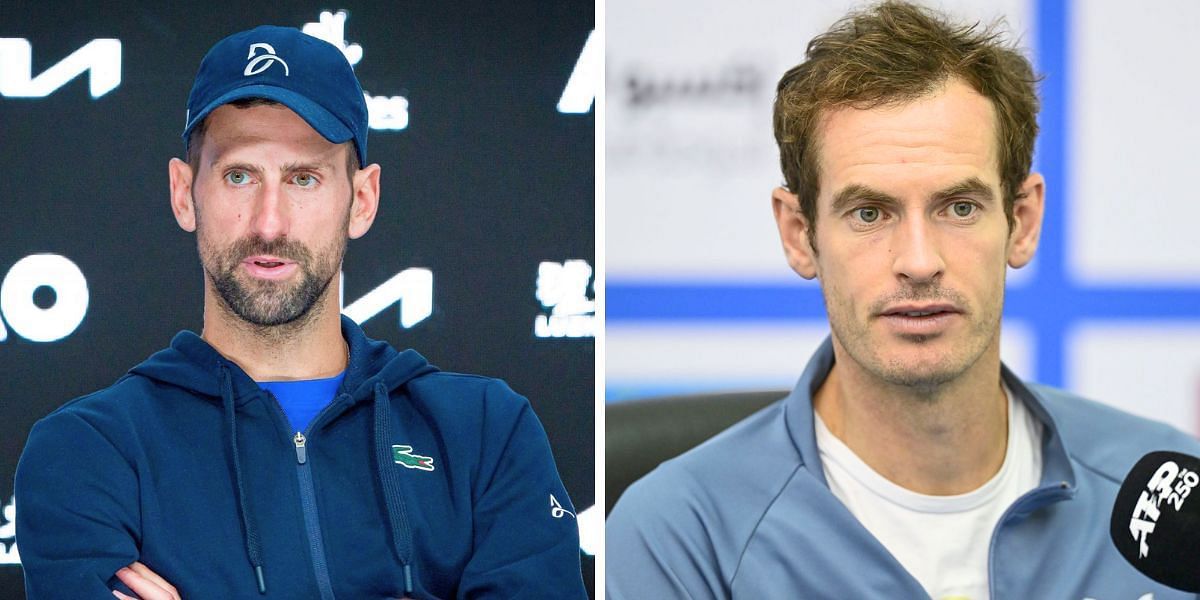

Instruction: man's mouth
[242,256,298,279]
[245,254,293,267]
[877,303,962,336]
[890,310,946,317]
[880,304,960,318]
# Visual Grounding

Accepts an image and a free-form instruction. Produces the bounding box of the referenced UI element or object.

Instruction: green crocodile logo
[392,445,434,472]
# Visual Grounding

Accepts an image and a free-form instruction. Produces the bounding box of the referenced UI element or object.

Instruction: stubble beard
[823,280,1002,395]
[203,235,343,332]
[196,212,348,337]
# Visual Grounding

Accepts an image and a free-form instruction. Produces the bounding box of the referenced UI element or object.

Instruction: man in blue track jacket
[607,2,1200,598]
[15,25,585,599]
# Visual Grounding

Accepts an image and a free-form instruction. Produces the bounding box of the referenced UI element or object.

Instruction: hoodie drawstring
[373,381,415,596]
[221,365,267,594]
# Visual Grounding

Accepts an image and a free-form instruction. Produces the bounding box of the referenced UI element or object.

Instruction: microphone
[1110,451,1200,591]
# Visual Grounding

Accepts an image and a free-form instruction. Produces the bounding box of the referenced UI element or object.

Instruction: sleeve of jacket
[15,409,141,599]
[457,380,587,599]
[605,470,727,600]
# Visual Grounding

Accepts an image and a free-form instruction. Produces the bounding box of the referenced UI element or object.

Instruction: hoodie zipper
[264,391,338,600]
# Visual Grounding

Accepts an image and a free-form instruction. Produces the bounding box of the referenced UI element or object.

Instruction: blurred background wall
[606,0,1200,443]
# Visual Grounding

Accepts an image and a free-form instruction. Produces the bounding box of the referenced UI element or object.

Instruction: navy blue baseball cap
[183,25,368,167]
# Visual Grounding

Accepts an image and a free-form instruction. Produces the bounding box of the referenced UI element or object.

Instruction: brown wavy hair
[773,1,1040,252]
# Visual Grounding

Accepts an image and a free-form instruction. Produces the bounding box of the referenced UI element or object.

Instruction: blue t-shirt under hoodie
[258,372,346,434]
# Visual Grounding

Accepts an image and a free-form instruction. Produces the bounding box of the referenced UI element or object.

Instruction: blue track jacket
[607,338,1200,599]
[16,316,585,599]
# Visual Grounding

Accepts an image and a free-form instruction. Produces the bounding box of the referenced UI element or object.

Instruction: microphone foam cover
[1110,450,1200,592]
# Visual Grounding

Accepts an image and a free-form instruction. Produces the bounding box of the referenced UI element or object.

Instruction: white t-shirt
[815,385,1043,600]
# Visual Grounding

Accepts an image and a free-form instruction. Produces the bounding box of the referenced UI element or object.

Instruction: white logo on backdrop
[1,254,89,343]
[534,260,595,338]
[0,38,121,98]
[364,94,410,131]
[301,10,409,131]
[243,42,289,77]
[340,269,433,329]
[557,30,597,114]
[303,10,362,66]
[0,495,18,565]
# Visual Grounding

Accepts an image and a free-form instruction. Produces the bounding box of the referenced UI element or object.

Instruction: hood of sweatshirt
[127,315,438,596]
[129,315,437,407]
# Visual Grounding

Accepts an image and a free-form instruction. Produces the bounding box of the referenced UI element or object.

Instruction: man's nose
[891,216,945,283]
[250,182,289,241]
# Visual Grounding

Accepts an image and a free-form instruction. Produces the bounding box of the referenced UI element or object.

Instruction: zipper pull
[294,432,307,464]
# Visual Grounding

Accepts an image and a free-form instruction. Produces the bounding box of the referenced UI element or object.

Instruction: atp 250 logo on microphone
[1127,457,1199,558]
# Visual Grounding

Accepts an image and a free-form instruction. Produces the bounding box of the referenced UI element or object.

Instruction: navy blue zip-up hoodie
[15,316,586,599]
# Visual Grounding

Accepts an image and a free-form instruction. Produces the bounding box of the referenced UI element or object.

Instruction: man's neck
[199,285,348,382]
[813,340,1008,496]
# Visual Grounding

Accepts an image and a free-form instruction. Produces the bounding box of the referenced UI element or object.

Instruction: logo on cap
[244,43,289,77]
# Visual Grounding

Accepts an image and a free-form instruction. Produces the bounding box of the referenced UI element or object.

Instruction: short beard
[208,239,335,327]
[191,182,352,338]
[198,225,345,335]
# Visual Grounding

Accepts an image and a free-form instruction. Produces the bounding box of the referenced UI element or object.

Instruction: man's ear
[1007,173,1045,269]
[772,187,818,279]
[168,158,196,232]
[348,163,381,239]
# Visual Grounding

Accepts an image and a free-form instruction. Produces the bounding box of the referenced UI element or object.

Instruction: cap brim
[183,84,354,146]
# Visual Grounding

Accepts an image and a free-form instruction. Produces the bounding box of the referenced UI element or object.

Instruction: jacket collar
[132,315,436,407]
[782,336,1076,492]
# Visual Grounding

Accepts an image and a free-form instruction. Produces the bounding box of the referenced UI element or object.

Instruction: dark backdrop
[0,1,595,596]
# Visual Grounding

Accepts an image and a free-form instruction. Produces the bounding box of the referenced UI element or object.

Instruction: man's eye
[225,171,250,185]
[293,173,317,187]
[952,202,975,217]
[855,207,881,223]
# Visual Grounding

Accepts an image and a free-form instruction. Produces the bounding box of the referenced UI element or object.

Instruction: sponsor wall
[0,2,595,595]
[606,0,1200,443]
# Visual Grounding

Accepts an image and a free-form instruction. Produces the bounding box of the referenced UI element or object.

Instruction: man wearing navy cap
[15,25,586,599]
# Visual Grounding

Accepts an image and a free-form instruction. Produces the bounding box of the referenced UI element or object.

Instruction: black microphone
[1110,451,1200,591]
